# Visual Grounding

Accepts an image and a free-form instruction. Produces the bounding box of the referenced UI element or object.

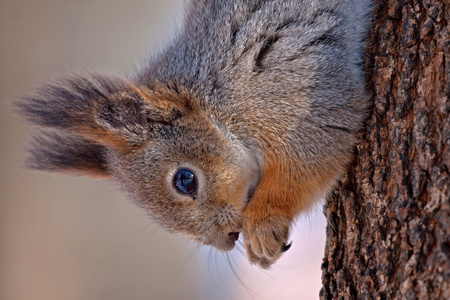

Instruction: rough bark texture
[320,0,449,299]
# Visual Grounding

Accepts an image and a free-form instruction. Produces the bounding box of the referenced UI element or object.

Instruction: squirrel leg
[240,158,319,268]
[242,202,292,269]
[241,169,297,269]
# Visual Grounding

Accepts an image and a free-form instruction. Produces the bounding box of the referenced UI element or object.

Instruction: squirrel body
[18,0,372,268]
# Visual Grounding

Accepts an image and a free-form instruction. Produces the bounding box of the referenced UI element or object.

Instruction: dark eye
[173,169,197,197]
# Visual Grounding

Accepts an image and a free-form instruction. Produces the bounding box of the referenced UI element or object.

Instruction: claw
[281,241,292,252]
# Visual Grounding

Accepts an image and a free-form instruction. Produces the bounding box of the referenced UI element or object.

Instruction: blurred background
[0,0,327,299]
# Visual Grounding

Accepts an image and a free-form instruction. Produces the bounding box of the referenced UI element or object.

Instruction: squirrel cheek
[224,166,261,209]
[226,180,255,211]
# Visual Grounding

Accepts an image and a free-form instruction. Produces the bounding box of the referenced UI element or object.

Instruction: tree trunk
[320,0,449,299]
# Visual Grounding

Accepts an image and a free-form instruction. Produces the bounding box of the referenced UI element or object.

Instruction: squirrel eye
[173,169,197,197]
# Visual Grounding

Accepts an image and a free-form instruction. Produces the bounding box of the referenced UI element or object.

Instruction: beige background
[0,1,326,299]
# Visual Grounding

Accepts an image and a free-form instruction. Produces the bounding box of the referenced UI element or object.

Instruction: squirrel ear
[96,84,187,132]
[16,74,189,149]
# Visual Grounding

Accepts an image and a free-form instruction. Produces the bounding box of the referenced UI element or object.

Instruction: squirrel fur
[17,0,372,268]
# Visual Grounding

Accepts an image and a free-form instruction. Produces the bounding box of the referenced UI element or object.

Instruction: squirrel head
[16,73,261,251]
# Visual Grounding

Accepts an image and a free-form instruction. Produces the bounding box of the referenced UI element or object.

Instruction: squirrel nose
[229,232,240,242]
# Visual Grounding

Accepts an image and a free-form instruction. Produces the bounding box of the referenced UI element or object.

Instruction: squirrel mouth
[229,231,240,242]
[225,231,240,249]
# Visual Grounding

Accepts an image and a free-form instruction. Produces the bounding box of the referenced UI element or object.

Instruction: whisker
[226,253,255,299]
[261,268,275,280]
[176,244,200,287]
[133,221,156,244]
[306,213,313,241]
[214,249,224,284]
[235,240,249,260]
[205,248,232,298]
[229,250,249,276]
[207,247,216,282]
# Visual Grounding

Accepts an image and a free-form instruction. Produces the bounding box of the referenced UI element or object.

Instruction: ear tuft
[25,131,110,178]
[16,73,130,129]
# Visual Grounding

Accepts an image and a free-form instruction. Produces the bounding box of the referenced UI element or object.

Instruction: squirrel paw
[242,213,291,269]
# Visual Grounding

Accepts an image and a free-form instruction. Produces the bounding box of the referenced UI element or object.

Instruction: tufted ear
[16,73,192,176]
[16,74,190,149]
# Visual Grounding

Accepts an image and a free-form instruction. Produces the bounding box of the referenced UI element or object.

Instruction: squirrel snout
[211,231,240,252]
[221,231,240,251]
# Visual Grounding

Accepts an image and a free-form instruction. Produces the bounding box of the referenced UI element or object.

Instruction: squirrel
[16,0,372,269]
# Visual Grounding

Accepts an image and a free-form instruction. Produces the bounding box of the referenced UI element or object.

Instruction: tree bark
[320,0,449,299]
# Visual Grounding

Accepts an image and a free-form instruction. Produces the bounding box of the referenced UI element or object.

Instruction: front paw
[242,213,291,269]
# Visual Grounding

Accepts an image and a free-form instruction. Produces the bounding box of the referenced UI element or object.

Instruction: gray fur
[17,0,373,268]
